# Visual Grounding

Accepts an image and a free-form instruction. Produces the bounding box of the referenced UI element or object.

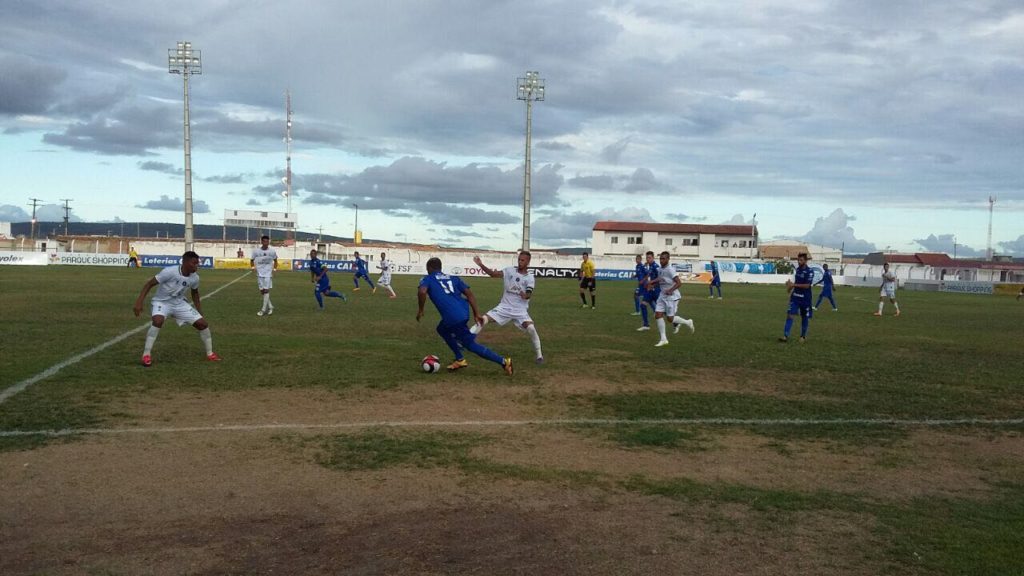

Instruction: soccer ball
[421,355,441,373]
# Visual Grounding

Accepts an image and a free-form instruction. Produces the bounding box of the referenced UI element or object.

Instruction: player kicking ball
[471,252,544,364]
[417,257,513,375]
[132,250,220,366]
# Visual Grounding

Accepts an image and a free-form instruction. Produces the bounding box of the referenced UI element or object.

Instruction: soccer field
[1,266,1022,575]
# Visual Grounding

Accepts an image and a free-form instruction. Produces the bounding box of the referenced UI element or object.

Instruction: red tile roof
[593,221,756,235]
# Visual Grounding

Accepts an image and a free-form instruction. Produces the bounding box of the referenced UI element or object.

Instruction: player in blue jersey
[631,254,644,316]
[636,251,660,332]
[352,251,375,291]
[779,252,814,343]
[417,257,513,375]
[309,249,347,309]
[708,260,722,299]
[813,263,838,311]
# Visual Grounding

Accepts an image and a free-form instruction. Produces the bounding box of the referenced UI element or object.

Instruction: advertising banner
[141,255,214,269]
[0,252,49,266]
[52,253,131,266]
[938,281,994,295]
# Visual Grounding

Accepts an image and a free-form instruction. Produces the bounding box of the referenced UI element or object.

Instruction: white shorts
[378,273,392,286]
[655,294,681,317]
[257,276,273,291]
[881,286,896,299]
[484,306,533,330]
[151,300,203,327]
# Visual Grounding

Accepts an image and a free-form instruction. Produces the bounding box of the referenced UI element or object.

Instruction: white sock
[893,302,900,311]
[657,317,667,340]
[199,327,213,355]
[262,293,271,310]
[144,325,160,355]
[387,286,396,297]
[526,324,542,358]
[878,302,884,313]
[672,317,683,325]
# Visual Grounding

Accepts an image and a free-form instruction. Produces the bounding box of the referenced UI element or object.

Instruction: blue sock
[784,317,793,338]
[640,304,649,326]
[353,277,359,288]
[464,340,505,366]
[314,290,324,308]
[327,291,344,299]
[634,294,641,312]
[800,317,809,337]
[367,277,375,288]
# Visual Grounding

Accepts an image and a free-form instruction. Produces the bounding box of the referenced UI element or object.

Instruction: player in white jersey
[250,235,278,316]
[646,251,695,347]
[132,251,220,366]
[470,251,544,363]
[374,251,397,298]
[874,262,901,317]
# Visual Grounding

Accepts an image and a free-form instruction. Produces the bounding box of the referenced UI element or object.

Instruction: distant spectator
[128,246,139,268]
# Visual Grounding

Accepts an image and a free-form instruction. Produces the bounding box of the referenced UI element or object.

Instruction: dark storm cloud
[0,205,31,221]
[43,104,178,156]
[0,55,66,115]
[915,234,985,257]
[623,168,661,193]
[531,206,655,243]
[415,204,518,226]
[138,161,182,176]
[568,175,615,190]
[137,195,210,214]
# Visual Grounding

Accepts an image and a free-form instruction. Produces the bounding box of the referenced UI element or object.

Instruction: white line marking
[0,271,252,405]
[2,417,1021,438]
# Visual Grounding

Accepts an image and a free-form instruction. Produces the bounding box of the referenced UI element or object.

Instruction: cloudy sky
[1,0,1022,255]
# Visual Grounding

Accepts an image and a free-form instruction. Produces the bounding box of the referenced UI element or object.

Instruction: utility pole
[986,196,995,261]
[28,198,43,240]
[59,199,73,236]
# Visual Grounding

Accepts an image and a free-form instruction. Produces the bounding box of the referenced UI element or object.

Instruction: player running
[250,235,278,316]
[132,250,220,366]
[309,249,347,309]
[470,252,544,364]
[417,257,513,375]
[813,263,838,311]
[779,252,813,343]
[375,251,397,298]
[352,251,375,291]
[647,251,695,347]
[636,251,659,332]
[875,262,900,316]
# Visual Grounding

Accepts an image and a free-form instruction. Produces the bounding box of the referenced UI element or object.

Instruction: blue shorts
[643,290,660,304]
[787,299,812,318]
[711,277,721,286]
[317,277,331,292]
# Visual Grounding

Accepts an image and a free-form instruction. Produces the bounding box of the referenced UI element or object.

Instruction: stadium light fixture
[516,70,544,252]
[168,41,202,251]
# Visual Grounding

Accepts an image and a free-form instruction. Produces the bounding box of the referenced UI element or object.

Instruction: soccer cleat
[581,303,588,309]
[833,308,839,312]
[636,326,650,331]
[812,307,818,311]
[778,336,789,343]
[447,358,469,371]
[503,357,514,376]
[630,311,641,316]
[341,293,348,302]
[718,296,723,300]
[708,295,715,299]
[674,322,682,334]
[535,356,544,365]
[655,340,669,347]
[267,308,273,315]
[207,352,222,361]
[591,306,596,309]
[257,310,265,316]
[372,287,377,294]
[388,295,397,299]
[873,311,882,316]
[686,319,695,333]
[895,310,901,317]
[141,354,152,367]
[353,287,361,291]
[799,337,806,343]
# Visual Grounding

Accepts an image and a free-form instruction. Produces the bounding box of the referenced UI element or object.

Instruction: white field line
[0,271,252,405]
[1,417,1022,438]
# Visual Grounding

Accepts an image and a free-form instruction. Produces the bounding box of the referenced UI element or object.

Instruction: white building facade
[590,221,759,260]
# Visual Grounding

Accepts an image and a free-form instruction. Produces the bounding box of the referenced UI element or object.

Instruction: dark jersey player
[309,249,347,309]
[780,252,814,343]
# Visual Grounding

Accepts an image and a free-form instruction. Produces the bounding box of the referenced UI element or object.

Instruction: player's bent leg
[435,323,464,359]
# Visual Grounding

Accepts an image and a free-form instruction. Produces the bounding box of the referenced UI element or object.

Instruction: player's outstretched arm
[472,256,502,278]
[133,277,158,317]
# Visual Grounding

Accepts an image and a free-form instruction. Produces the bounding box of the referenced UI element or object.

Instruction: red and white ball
[421,355,441,373]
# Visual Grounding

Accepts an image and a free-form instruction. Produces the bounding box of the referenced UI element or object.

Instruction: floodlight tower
[282,90,294,241]
[516,70,545,252]
[168,41,202,251]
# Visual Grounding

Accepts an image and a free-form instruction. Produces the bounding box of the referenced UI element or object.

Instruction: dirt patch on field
[1,433,882,576]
